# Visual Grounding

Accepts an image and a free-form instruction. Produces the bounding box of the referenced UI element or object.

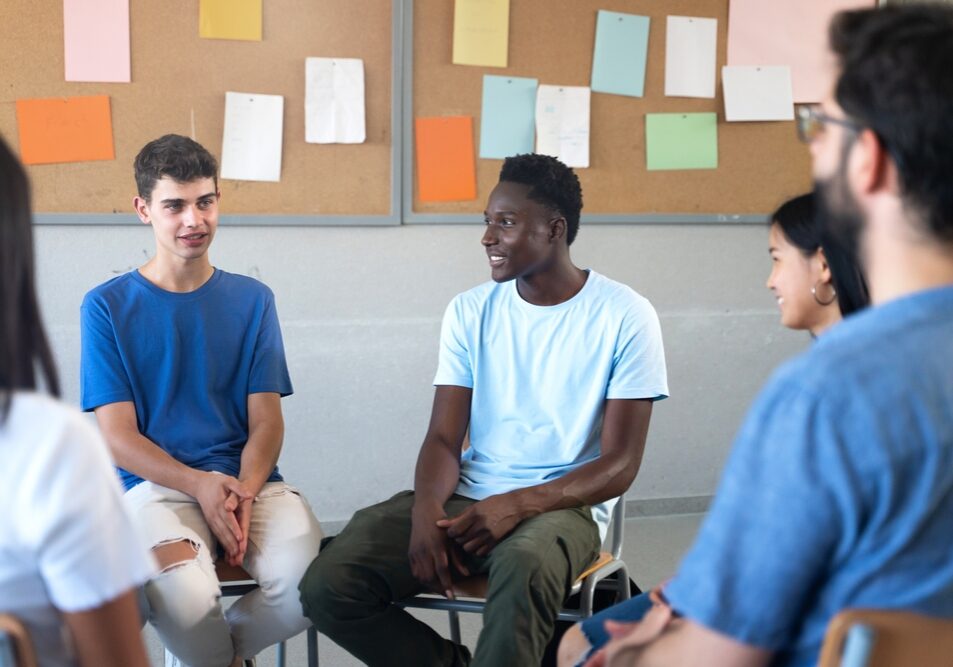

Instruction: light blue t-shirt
[434,270,669,538]
[665,285,953,667]
[80,269,293,491]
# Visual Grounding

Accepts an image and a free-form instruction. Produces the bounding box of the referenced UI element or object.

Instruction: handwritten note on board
[665,16,717,99]
[63,0,130,82]
[536,85,591,168]
[591,10,651,98]
[220,92,283,182]
[199,0,262,41]
[646,113,718,171]
[453,0,509,67]
[479,75,537,159]
[415,116,477,202]
[16,96,115,165]
[305,58,366,144]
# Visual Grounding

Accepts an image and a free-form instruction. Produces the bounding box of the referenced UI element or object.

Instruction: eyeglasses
[796,105,863,143]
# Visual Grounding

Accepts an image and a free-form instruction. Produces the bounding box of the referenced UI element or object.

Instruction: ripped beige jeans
[124,480,324,666]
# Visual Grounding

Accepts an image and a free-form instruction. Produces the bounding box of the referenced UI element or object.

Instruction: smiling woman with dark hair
[0,135,153,667]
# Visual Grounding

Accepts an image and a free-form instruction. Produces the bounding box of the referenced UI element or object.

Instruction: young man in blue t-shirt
[80,134,323,667]
[562,6,953,667]
[299,154,668,666]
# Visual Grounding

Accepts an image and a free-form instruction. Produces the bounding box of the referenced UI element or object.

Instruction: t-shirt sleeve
[606,297,669,400]
[80,293,134,412]
[664,372,850,650]
[248,292,293,396]
[31,412,155,612]
[433,296,473,388]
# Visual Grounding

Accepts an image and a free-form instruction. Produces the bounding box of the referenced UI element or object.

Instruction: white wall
[34,222,808,526]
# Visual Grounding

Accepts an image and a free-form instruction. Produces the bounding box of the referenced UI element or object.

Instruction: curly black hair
[499,154,583,245]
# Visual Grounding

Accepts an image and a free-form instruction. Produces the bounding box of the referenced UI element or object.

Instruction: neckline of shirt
[131,267,222,300]
[509,268,596,313]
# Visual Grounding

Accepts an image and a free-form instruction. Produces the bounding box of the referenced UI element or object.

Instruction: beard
[814,164,865,268]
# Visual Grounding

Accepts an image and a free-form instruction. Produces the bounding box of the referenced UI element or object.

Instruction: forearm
[413,438,463,517]
[238,419,282,496]
[512,451,640,520]
[106,428,203,496]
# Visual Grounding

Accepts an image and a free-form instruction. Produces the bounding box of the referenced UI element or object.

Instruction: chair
[397,497,632,644]
[817,608,953,667]
[0,614,37,667]
[199,561,319,667]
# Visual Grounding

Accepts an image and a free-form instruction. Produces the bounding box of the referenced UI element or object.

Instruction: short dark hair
[772,193,870,317]
[830,4,953,243]
[498,154,583,245]
[134,134,219,201]
[0,135,59,419]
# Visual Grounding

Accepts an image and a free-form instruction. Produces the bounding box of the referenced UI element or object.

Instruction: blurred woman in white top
[0,135,154,666]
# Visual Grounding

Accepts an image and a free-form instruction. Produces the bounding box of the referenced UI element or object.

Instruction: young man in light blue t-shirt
[300,154,668,666]
[80,135,323,667]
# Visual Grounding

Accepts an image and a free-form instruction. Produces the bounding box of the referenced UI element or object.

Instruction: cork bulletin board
[0,0,395,220]
[408,0,813,222]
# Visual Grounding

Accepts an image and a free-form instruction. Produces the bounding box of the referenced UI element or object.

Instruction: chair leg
[449,610,462,645]
[307,625,319,667]
[276,640,286,667]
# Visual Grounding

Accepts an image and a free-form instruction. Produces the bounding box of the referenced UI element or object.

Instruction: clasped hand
[192,471,255,567]
[436,494,523,557]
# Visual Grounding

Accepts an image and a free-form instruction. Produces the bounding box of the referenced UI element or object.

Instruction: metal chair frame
[397,497,632,644]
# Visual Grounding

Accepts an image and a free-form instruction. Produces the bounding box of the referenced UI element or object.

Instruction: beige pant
[124,479,324,666]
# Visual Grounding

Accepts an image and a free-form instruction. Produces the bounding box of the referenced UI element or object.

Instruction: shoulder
[445,280,505,316]
[214,269,276,303]
[81,271,138,310]
[586,271,660,324]
[5,393,107,474]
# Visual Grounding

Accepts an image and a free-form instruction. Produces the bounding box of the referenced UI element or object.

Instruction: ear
[549,216,567,243]
[815,247,833,285]
[133,196,151,225]
[851,128,894,196]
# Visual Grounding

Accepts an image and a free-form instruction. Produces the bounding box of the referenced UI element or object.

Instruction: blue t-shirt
[80,269,293,491]
[434,270,669,539]
[665,285,953,667]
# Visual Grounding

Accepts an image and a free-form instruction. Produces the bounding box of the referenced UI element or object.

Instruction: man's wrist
[412,496,446,522]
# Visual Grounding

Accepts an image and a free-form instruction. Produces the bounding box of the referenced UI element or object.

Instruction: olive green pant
[299,490,601,666]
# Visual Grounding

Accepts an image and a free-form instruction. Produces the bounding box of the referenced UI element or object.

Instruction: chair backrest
[818,608,953,667]
[0,615,37,667]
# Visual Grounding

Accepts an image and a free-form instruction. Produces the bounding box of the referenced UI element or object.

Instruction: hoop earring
[812,280,837,306]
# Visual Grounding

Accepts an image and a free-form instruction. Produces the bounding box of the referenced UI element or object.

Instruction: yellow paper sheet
[453,0,509,68]
[199,0,262,41]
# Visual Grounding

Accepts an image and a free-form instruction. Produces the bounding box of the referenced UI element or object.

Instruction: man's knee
[145,540,220,626]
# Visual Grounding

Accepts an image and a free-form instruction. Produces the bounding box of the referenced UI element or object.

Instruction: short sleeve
[433,295,473,388]
[606,298,668,400]
[664,372,850,649]
[80,293,134,412]
[29,411,155,612]
[248,292,293,397]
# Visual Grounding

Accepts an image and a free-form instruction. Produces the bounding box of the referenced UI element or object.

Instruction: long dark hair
[771,193,870,317]
[0,135,59,420]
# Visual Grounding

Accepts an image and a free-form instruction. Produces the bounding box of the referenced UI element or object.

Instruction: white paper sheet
[664,16,717,99]
[305,57,366,144]
[220,92,284,182]
[535,85,590,168]
[722,66,794,122]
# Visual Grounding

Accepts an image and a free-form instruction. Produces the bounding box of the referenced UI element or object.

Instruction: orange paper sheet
[16,96,114,165]
[415,116,476,202]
